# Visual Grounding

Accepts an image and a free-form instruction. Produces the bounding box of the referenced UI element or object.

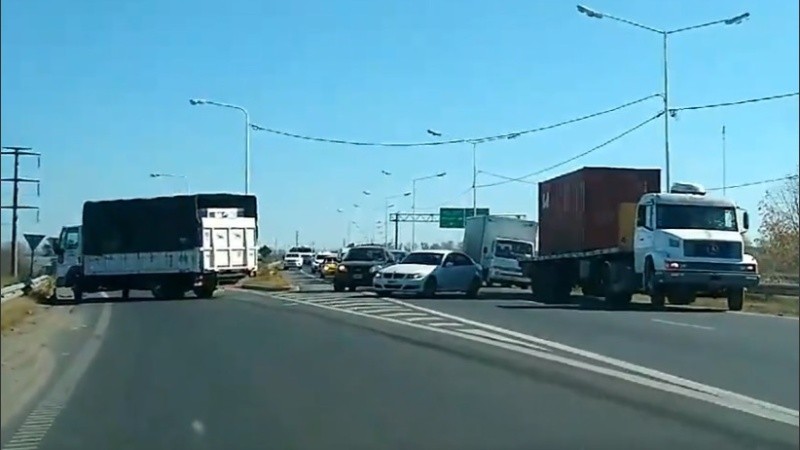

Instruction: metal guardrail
[750,283,800,297]
[1,276,50,304]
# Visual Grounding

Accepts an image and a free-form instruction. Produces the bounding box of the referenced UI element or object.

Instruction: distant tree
[258,245,272,260]
[420,242,430,250]
[757,168,799,275]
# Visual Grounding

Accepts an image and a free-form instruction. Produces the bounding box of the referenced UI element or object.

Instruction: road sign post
[23,233,46,279]
[438,208,489,229]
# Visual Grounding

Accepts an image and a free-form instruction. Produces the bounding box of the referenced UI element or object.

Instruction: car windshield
[285,253,299,258]
[495,240,533,258]
[401,252,444,265]
[656,205,738,231]
[390,251,406,261]
[344,248,386,261]
[289,246,313,253]
[315,255,327,261]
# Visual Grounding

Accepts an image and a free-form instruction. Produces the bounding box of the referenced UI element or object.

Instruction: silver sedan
[372,250,482,298]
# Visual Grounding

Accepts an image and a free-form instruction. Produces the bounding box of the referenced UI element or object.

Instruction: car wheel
[333,283,345,292]
[376,290,391,297]
[347,285,356,292]
[421,277,437,298]
[465,277,481,299]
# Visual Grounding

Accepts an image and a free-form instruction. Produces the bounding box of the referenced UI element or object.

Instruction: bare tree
[757,168,799,276]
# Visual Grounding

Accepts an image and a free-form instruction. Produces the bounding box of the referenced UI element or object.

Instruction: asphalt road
[297,267,800,410]
[1,281,797,449]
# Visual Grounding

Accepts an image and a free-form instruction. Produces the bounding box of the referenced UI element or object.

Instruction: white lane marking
[459,328,549,351]
[425,322,463,328]
[239,289,797,425]
[381,297,799,426]
[651,319,714,331]
[405,316,443,323]
[349,307,407,314]
[381,312,427,318]
[2,298,113,450]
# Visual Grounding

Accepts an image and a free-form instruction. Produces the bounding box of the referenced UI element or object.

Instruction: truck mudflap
[654,270,760,289]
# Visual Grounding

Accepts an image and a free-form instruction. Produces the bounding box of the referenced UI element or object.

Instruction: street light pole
[471,141,478,217]
[576,5,749,190]
[384,192,411,247]
[411,172,447,251]
[189,98,251,194]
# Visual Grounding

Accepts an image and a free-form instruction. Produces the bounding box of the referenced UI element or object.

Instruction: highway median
[238,265,294,292]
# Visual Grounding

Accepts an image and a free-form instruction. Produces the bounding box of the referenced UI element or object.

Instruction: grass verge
[240,267,292,292]
[693,292,799,317]
[1,278,55,332]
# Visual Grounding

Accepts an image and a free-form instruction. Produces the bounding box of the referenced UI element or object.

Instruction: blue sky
[2,0,798,250]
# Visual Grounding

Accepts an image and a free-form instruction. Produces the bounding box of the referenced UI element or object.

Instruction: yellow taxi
[320,256,339,278]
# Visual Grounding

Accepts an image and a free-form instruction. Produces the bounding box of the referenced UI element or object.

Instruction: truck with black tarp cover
[55,193,258,300]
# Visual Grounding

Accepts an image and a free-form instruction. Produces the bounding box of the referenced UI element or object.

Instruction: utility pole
[0,146,41,279]
[295,230,299,247]
[722,125,727,196]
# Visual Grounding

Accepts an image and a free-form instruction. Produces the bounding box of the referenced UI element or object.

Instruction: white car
[373,250,482,298]
[283,253,303,270]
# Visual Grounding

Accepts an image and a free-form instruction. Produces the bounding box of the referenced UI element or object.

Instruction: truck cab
[632,182,759,308]
[54,225,82,288]
[463,215,538,289]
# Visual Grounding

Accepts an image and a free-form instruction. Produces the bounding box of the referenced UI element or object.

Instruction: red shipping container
[538,167,661,255]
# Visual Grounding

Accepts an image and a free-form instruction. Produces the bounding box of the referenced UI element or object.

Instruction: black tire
[606,292,633,307]
[347,285,356,292]
[727,288,744,311]
[72,288,83,302]
[376,290,391,297]
[193,286,216,299]
[465,277,481,299]
[422,277,437,298]
[333,283,345,292]
[644,261,666,308]
[121,288,130,300]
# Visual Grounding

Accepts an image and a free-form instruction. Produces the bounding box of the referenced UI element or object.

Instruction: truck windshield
[61,228,81,250]
[289,246,312,253]
[285,253,299,258]
[495,240,533,258]
[656,205,738,231]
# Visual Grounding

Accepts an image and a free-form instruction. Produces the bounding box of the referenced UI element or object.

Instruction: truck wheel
[72,288,83,302]
[347,285,356,292]
[606,292,633,307]
[122,289,130,300]
[333,283,345,292]
[650,293,666,308]
[193,285,216,299]
[727,288,744,311]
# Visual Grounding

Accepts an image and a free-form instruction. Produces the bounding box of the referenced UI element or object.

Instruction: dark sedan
[333,246,393,292]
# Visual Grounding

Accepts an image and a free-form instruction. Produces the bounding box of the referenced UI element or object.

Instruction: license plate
[353,274,363,280]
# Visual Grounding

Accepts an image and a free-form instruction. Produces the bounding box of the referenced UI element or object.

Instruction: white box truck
[54,193,258,301]
[462,215,538,288]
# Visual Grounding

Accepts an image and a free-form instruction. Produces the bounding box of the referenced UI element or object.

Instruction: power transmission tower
[1,146,41,279]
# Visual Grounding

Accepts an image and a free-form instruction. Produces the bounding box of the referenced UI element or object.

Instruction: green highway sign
[439,208,490,229]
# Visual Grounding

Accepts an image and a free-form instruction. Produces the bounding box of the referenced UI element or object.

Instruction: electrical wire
[249,94,660,147]
[416,187,475,211]
[474,111,664,189]
[670,92,799,114]
[707,174,798,191]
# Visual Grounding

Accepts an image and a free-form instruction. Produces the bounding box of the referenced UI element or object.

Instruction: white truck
[518,167,759,310]
[462,215,538,288]
[54,194,258,301]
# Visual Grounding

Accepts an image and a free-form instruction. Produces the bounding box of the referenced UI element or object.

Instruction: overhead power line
[670,92,799,114]
[475,111,664,189]
[707,174,798,191]
[249,94,660,147]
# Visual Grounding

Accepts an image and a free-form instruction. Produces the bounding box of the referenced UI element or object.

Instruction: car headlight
[668,238,680,248]
[374,272,382,278]
[369,265,380,273]
[410,273,425,280]
[338,265,347,272]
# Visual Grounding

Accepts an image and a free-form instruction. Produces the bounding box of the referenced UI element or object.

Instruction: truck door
[633,202,654,274]
[56,226,81,280]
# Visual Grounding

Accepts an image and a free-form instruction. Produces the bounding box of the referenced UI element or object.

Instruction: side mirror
[742,211,750,232]
[53,244,64,256]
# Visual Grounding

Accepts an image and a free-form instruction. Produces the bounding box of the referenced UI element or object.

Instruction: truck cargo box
[538,167,660,255]
[82,194,257,256]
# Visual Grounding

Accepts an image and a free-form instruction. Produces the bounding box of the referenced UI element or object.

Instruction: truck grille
[683,240,742,259]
